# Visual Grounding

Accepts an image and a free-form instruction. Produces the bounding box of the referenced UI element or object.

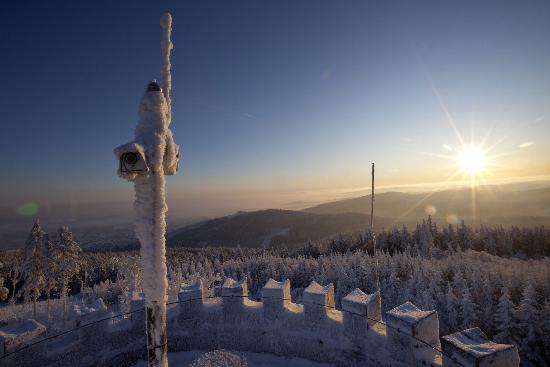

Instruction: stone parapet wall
[1,277,519,367]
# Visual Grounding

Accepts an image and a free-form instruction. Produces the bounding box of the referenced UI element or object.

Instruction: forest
[1,219,549,366]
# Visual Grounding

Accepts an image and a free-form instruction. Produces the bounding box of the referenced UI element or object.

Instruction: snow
[73,298,107,316]
[304,281,331,296]
[341,289,381,323]
[160,12,172,124]
[0,319,46,353]
[0,319,44,340]
[342,288,370,304]
[179,279,205,301]
[386,301,433,324]
[132,350,335,367]
[221,278,248,297]
[303,281,334,307]
[261,278,290,299]
[442,327,517,357]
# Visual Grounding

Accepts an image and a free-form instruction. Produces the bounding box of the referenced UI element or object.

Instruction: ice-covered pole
[160,13,172,124]
[114,12,179,367]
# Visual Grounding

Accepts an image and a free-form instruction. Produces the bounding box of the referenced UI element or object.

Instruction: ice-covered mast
[371,162,380,292]
[114,12,179,367]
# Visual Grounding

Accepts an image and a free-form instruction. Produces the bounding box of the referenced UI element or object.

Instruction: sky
[1,0,549,220]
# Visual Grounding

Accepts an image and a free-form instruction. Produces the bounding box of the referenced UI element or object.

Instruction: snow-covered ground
[132,350,334,367]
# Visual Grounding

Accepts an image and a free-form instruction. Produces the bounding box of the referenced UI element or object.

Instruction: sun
[460,146,486,175]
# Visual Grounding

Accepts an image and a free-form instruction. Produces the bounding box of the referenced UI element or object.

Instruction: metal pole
[370,163,374,232]
[371,163,380,291]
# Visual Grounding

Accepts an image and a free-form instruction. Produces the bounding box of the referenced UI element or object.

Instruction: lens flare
[425,205,437,215]
[16,202,39,216]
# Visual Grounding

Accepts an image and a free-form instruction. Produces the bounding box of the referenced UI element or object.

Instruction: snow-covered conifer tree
[418,221,434,258]
[43,234,59,324]
[477,274,495,334]
[22,219,46,319]
[52,226,82,319]
[459,286,477,329]
[494,285,514,344]
[516,284,542,363]
[444,282,458,333]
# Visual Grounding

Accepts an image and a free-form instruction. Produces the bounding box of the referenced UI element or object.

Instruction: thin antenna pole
[370,163,374,232]
[371,162,380,291]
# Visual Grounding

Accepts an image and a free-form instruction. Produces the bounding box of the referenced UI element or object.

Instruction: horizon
[1,0,550,224]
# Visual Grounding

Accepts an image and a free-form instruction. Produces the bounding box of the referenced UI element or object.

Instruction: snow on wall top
[73,298,107,316]
[342,288,375,304]
[341,288,381,318]
[303,281,335,307]
[179,279,205,301]
[304,281,333,296]
[221,277,248,297]
[0,319,45,345]
[386,301,434,324]
[442,327,515,357]
[180,279,204,292]
[261,278,290,299]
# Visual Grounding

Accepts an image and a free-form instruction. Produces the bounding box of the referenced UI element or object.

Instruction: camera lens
[125,153,138,165]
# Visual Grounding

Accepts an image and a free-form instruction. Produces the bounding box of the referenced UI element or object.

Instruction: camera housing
[120,151,148,173]
[114,142,150,179]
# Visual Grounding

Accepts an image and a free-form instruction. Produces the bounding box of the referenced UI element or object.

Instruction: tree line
[0,219,549,365]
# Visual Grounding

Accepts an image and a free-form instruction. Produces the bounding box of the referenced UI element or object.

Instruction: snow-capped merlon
[341,288,381,326]
[385,301,441,363]
[73,298,107,317]
[261,278,290,300]
[386,300,435,324]
[441,327,520,367]
[178,279,205,302]
[114,80,179,181]
[221,277,249,297]
[303,281,335,307]
[0,319,46,357]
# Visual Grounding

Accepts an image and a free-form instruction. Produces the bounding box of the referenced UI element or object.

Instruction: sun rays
[390,80,528,227]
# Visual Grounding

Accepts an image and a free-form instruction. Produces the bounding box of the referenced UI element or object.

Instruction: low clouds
[519,141,534,148]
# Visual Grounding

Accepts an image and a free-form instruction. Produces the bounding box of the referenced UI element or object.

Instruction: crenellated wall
[1,278,520,367]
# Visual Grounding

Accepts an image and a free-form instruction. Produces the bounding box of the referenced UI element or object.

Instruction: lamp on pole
[114,13,178,367]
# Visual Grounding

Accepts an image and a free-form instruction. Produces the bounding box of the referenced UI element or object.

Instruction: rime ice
[113,12,178,367]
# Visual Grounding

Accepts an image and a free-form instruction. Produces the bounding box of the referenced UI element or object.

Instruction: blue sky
[1,0,549,216]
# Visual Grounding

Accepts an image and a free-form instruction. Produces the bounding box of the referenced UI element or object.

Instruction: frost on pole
[114,12,178,367]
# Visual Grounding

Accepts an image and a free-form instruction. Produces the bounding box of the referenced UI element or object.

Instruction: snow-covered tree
[52,226,82,319]
[444,282,458,333]
[21,219,46,318]
[418,221,435,258]
[494,285,514,344]
[459,286,477,329]
[43,234,59,324]
[516,284,542,364]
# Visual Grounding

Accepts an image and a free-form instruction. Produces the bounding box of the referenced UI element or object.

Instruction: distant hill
[304,186,550,226]
[167,209,393,248]
[167,186,550,249]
